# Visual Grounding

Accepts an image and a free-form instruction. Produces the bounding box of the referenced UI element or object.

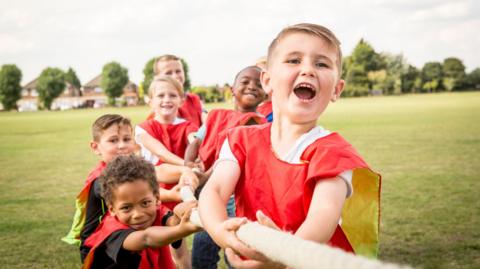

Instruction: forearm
[138,132,184,165]
[159,187,181,202]
[155,164,190,184]
[124,225,193,251]
[184,138,201,167]
[198,181,230,247]
[294,205,341,243]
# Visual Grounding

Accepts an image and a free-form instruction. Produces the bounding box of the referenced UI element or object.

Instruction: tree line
[1,41,480,111]
[342,39,480,96]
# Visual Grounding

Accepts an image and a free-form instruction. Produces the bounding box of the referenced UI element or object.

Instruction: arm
[137,131,184,165]
[122,203,200,251]
[184,137,202,168]
[294,177,347,243]
[155,163,192,184]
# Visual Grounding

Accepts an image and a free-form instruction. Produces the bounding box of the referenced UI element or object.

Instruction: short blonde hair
[148,75,184,98]
[267,23,342,76]
[153,54,181,75]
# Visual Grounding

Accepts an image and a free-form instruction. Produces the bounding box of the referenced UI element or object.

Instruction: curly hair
[100,155,159,205]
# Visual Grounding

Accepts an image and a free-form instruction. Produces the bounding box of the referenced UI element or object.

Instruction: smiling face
[262,32,344,125]
[155,60,185,86]
[232,67,265,112]
[90,123,135,163]
[108,180,158,230]
[149,80,183,122]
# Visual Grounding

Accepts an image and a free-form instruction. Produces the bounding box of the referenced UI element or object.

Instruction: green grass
[1,92,479,268]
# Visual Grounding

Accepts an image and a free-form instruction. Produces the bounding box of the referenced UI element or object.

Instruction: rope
[180,186,411,269]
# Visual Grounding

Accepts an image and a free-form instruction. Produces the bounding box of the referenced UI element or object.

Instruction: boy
[153,54,206,127]
[198,23,381,268]
[136,75,198,269]
[184,66,266,269]
[62,114,137,262]
[255,57,273,122]
[82,155,201,269]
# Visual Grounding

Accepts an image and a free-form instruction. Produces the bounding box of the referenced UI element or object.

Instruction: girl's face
[149,81,183,121]
[156,60,185,86]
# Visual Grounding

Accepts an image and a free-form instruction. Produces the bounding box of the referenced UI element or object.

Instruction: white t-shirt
[217,125,353,197]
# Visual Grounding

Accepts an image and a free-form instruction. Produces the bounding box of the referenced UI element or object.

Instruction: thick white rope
[180,186,411,269]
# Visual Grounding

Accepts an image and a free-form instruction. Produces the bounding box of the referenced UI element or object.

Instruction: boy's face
[232,68,265,110]
[149,81,183,119]
[108,180,158,230]
[90,124,135,163]
[262,32,344,125]
[156,60,185,86]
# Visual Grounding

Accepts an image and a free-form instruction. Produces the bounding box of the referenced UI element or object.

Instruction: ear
[260,70,272,95]
[331,79,345,102]
[107,203,116,216]
[90,141,101,156]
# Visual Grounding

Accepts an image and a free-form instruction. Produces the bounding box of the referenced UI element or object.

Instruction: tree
[421,62,443,92]
[64,67,81,90]
[180,58,191,91]
[350,39,385,73]
[142,57,156,95]
[466,68,480,90]
[401,65,419,93]
[382,53,406,95]
[101,62,129,106]
[0,64,22,110]
[36,67,65,110]
[442,57,467,91]
[343,64,369,97]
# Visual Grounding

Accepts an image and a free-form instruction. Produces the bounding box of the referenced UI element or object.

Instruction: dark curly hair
[100,155,159,205]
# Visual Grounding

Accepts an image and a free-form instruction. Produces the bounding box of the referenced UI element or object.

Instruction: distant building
[82,74,139,108]
[18,78,39,111]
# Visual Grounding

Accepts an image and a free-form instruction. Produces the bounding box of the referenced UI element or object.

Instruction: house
[17,77,83,111]
[82,74,139,108]
[17,78,39,111]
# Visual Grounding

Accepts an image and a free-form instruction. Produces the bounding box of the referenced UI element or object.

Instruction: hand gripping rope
[180,186,412,269]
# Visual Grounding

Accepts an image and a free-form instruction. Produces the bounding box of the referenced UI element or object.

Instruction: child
[135,75,198,269]
[184,66,266,269]
[82,155,200,269]
[198,23,381,268]
[62,114,137,262]
[255,56,273,122]
[153,54,206,127]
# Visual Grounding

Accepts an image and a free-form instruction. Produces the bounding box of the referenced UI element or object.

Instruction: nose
[300,60,315,77]
[132,207,145,220]
[248,81,259,91]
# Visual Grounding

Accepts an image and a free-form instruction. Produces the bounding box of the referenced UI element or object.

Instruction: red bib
[227,123,381,255]
[178,93,203,128]
[83,206,175,269]
[199,109,266,170]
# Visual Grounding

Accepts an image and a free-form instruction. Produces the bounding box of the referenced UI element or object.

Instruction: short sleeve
[194,124,207,141]
[104,229,140,266]
[92,179,102,199]
[338,170,353,198]
[215,138,239,168]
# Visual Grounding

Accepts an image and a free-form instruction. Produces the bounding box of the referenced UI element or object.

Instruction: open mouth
[294,83,316,100]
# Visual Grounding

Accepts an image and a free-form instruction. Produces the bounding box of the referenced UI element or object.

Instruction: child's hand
[173,200,197,219]
[177,203,202,233]
[221,216,286,269]
[179,169,199,190]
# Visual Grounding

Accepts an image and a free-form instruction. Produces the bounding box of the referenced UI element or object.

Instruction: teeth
[295,83,314,90]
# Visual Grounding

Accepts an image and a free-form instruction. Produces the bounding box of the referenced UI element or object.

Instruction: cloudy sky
[1,0,479,86]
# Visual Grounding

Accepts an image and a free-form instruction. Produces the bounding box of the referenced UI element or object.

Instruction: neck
[154,114,176,124]
[270,113,317,157]
[235,105,257,113]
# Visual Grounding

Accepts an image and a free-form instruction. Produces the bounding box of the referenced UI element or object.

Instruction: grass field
[0,92,479,269]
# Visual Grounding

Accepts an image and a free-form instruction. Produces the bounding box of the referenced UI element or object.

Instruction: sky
[1,0,479,87]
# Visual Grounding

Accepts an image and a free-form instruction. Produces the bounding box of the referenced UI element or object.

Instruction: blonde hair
[267,23,342,76]
[153,54,181,75]
[148,75,184,98]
